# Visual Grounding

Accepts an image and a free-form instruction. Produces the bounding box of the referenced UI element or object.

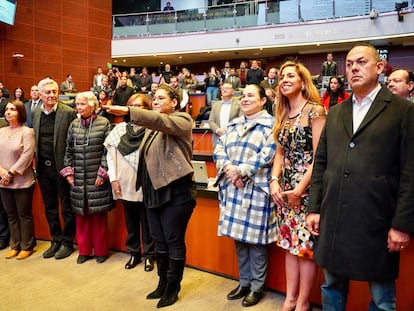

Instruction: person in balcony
[163,2,175,11]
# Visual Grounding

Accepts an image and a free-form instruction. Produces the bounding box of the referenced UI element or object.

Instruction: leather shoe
[144,258,155,272]
[17,250,33,260]
[0,240,8,250]
[242,290,263,307]
[125,255,141,270]
[96,256,107,263]
[227,285,250,300]
[77,255,93,264]
[43,242,61,259]
[55,245,74,259]
[5,249,19,259]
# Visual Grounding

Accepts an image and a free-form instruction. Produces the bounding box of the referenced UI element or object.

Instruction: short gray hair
[75,91,99,112]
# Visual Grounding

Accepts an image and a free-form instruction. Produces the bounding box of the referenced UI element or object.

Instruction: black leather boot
[146,252,169,299]
[156,257,185,308]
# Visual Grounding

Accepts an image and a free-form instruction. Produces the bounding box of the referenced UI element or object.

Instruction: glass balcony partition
[112,0,409,39]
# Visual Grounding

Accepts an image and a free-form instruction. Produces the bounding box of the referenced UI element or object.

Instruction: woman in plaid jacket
[214,84,277,307]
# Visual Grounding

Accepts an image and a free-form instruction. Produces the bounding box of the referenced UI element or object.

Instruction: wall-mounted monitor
[0,0,17,26]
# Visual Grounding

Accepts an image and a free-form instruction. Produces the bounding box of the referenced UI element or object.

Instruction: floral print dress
[276,102,325,259]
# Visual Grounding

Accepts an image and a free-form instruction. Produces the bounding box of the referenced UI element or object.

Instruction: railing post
[233,4,237,28]
[203,8,207,31]
[145,13,150,35]
[174,11,178,33]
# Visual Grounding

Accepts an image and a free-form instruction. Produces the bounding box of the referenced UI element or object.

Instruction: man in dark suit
[33,78,77,260]
[208,83,241,146]
[24,85,42,128]
[260,67,278,90]
[136,67,153,94]
[307,44,414,310]
[224,68,241,91]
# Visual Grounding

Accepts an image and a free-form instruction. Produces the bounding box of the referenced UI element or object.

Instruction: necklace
[6,125,23,138]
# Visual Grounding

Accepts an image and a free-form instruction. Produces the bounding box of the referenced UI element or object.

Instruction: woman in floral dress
[270,61,326,311]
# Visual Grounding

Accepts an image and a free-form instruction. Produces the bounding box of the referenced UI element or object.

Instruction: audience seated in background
[93,66,108,88]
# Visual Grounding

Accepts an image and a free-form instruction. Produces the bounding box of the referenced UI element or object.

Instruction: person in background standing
[204,66,220,106]
[321,76,350,111]
[13,87,26,103]
[0,88,10,117]
[236,61,249,88]
[33,78,77,260]
[24,85,42,128]
[60,74,77,94]
[0,81,10,99]
[246,60,264,85]
[93,66,108,89]
[104,94,155,272]
[113,76,136,107]
[260,67,279,90]
[271,60,326,311]
[160,64,174,84]
[60,91,113,264]
[386,69,414,101]
[0,100,36,260]
[137,67,153,94]
[224,68,241,91]
[208,82,241,146]
[320,52,338,77]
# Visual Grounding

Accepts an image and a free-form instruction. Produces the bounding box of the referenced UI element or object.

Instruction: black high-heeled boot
[146,252,169,299]
[156,257,185,308]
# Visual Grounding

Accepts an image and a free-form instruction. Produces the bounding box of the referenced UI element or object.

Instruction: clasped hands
[223,164,244,189]
[270,181,301,210]
[0,167,13,186]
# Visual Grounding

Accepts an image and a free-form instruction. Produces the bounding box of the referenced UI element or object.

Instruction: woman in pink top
[0,100,36,260]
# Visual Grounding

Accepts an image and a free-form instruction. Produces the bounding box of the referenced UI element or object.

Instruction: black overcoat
[308,86,414,281]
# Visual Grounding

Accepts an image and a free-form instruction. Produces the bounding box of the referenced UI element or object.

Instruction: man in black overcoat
[307,44,414,311]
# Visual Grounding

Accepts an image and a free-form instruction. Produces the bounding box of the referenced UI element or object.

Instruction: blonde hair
[274,61,320,136]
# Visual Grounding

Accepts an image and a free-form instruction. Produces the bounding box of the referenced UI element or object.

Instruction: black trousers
[37,162,75,246]
[122,200,154,259]
[147,199,194,259]
[0,197,10,243]
[0,185,36,251]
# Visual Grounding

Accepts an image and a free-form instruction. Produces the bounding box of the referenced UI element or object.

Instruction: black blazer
[32,102,77,171]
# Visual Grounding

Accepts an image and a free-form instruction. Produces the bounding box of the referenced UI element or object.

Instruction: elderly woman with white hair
[60,91,113,264]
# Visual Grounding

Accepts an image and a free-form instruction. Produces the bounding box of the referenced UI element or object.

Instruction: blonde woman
[271,61,326,311]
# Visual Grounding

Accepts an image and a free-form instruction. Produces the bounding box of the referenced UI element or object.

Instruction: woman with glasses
[104,94,155,272]
[60,91,113,264]
[104,84,196,308]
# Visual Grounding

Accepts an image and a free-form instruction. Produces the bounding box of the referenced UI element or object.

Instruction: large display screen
[0,0,17,26]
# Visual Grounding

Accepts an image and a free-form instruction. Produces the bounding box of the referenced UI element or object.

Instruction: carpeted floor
[0,240,302,311]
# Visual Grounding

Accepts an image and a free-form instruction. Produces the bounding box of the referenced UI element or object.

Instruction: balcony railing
[112,0,409,39]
